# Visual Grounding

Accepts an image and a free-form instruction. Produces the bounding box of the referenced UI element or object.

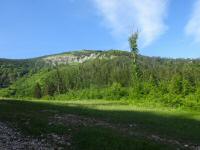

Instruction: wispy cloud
[93,0,169,47]
[185,0,200,43]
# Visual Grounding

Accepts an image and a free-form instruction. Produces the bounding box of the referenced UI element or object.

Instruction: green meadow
[0,99,199,149]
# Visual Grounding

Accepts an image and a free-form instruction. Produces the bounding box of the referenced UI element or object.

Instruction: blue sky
[0,0,200,59]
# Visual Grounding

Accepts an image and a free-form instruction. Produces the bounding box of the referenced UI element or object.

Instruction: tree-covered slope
[0,50,130,88]
[0,58,48,88]
[1,50,200,108]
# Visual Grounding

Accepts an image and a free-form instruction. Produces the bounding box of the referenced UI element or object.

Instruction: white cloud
[93,0,169,47]
[185,0,200,43]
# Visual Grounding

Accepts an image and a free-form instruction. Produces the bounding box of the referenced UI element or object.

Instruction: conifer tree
[34,83,42,98]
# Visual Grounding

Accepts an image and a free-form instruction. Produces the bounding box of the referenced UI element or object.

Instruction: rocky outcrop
[43,52,117,65]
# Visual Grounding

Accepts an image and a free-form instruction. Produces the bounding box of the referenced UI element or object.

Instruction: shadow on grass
[0,99,199,144]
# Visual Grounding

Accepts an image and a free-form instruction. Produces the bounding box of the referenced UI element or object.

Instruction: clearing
[0,99,200,150]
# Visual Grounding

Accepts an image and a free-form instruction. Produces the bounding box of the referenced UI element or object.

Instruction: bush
[183,92,200,108]
[105,83,129,100]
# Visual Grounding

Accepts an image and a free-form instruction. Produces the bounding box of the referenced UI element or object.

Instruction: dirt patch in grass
[0,121,71,150]
[0,121,51,149]
[50,114,111,127]
[50,114,200,150]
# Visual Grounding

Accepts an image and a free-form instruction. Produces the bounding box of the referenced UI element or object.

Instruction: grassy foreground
[0,99,199,149]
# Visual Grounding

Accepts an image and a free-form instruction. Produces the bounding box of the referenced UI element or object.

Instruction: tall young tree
[129,32,139,63]
[129,32,140,88]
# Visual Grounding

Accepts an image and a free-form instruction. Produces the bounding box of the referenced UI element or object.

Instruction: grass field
[0,99,199,149]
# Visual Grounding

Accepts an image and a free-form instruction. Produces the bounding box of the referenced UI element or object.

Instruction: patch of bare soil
[0,121,71,150]
[50,114,111,127]
[50,114,200,150]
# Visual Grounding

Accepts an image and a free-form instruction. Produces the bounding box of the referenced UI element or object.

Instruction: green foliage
[169,74,183,95]
[0,58,47,88]
[0,88,11,97]
[1,50,200,109]
[129,32,139,54]
[109,82,123,99]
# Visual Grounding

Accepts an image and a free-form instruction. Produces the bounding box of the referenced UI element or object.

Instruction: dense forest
[0,49,200,109]
[0,58,48,88]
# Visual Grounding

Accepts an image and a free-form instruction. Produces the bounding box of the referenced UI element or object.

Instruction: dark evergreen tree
[34,83,42,98]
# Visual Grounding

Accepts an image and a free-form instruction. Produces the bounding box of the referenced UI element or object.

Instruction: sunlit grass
[0,99,200,147]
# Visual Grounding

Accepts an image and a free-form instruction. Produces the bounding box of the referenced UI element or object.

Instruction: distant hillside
[0,50,130,88]
[1,49,200,89]
[1,49,200,109]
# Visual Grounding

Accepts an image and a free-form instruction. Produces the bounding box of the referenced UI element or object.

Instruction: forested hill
[1,50,200,108]
[0,50,129,87]
[0,58,46,88]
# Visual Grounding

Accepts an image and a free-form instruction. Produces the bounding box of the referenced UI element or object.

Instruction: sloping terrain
[0,50,129,88]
